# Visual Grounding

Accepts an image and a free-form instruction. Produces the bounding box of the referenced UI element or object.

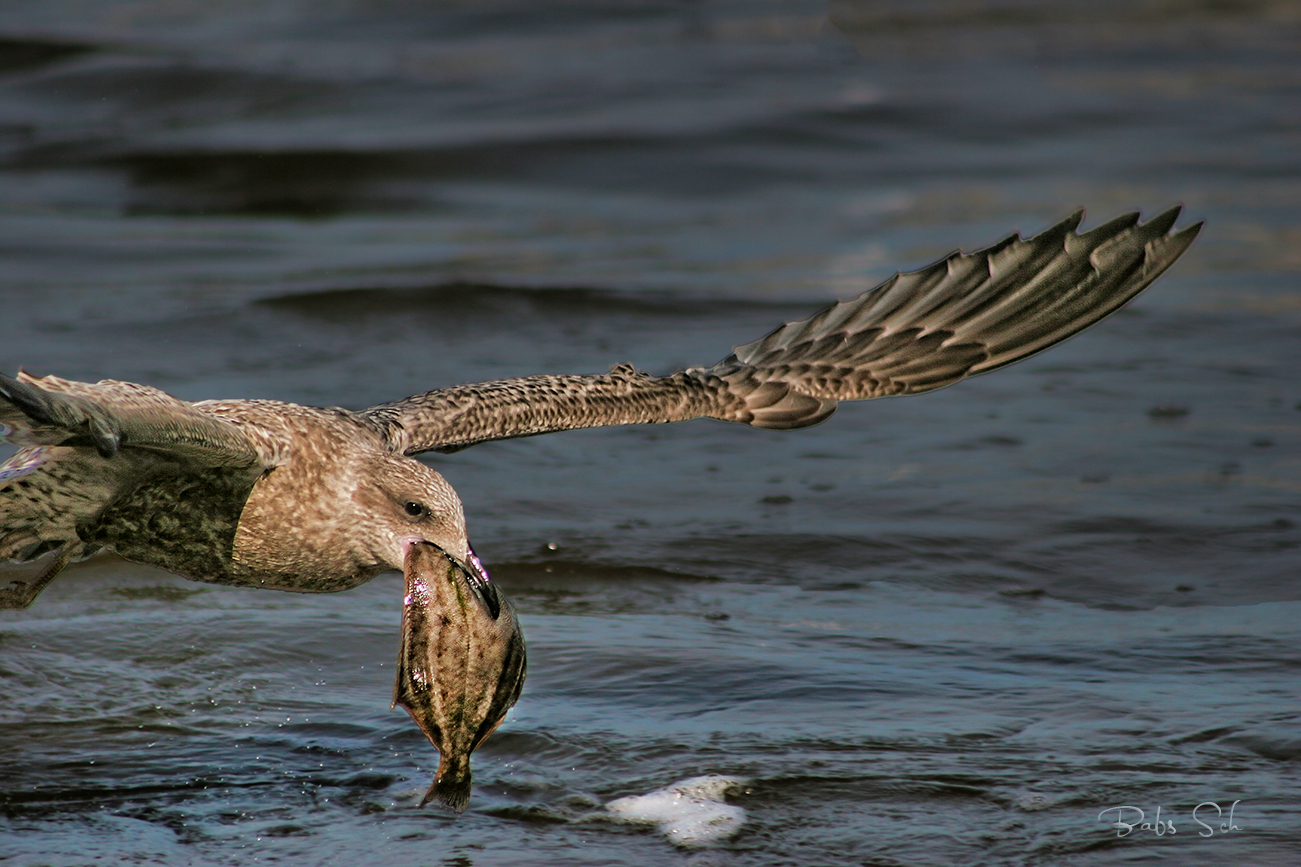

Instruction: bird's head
[354,454,482,578]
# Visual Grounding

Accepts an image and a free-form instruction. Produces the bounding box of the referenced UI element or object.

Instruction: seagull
[1,208,1200,609]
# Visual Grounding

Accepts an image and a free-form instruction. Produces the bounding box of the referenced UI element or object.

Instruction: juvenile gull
[1,208,1200,608]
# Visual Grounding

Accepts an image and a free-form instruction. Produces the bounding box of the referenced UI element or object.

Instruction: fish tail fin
[422,754,472,813]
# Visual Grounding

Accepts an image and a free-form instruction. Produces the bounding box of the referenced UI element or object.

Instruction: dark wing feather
[0,372,268,466]
[366,207,1201,456]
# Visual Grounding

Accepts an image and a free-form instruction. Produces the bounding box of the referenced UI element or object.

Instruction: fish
[393,540,527,812]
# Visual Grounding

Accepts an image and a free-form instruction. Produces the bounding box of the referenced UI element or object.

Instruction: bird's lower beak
[450,545,491,591]
[450,546,502,620]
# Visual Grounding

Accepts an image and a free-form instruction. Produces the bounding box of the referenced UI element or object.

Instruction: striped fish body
[393,541,526,812]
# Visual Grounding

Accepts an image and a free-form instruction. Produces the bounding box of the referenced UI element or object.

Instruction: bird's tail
[0,446,120,559]
[0,444,118,608]
[1,374,128,565]
[1,374,137,607]
[0,542,77,609]
[421,753,473,813]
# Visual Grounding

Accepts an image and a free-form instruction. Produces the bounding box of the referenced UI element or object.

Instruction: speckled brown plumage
[80,463,254,584]
[2,208,1200,608]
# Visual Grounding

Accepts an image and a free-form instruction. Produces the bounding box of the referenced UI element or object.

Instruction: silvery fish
[393,541,526,812]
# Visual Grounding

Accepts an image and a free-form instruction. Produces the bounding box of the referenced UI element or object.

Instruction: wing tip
[1076,209,1142,245]
[1060,207,1087,235]
[991,203,1197,253]
[1139,207,1203,278]
[1137,203,1183,237]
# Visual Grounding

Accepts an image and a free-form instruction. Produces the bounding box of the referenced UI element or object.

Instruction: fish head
[398,541,526,725]
[402,540,516,630]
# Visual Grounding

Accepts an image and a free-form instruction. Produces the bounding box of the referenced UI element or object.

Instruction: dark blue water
[1,1,1298,864]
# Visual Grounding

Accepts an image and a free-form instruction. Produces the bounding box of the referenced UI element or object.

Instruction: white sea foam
[605,774,747,848]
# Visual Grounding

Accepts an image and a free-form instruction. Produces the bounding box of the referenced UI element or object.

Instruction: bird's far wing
[0,374,281,604]
[366,207,1201,456]
[0,372,272,467]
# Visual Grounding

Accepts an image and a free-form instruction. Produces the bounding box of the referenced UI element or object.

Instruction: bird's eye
[404,501,424,517]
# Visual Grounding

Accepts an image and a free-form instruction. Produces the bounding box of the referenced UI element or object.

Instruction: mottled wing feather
[0,372,274,467]
[366,208,1201,455]
[366,366,728,455]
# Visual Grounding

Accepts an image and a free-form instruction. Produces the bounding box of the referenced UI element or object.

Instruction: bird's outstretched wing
[365,207,1202,456]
